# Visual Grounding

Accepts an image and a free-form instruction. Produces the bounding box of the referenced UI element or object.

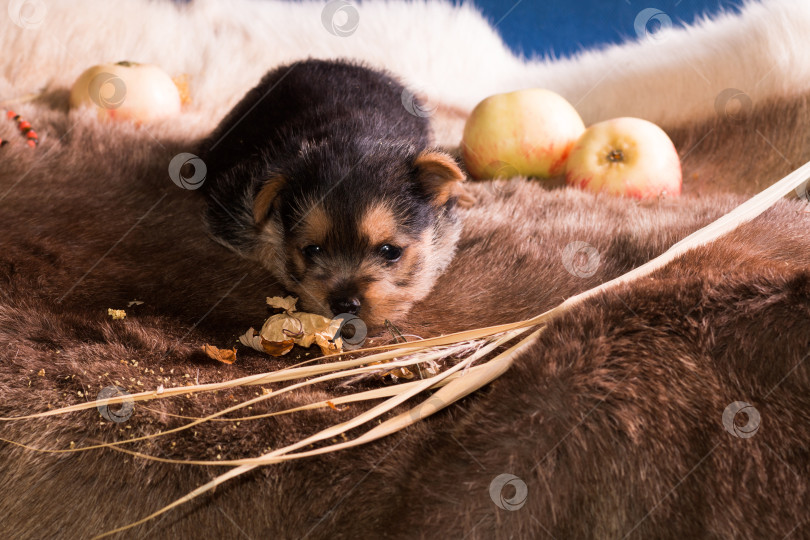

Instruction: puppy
[199,59,472,326]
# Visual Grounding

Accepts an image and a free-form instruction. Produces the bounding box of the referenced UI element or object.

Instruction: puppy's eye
[378,244,402,262]
[302,245,322,259]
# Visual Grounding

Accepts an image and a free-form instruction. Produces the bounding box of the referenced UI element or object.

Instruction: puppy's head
[251,139,472,327]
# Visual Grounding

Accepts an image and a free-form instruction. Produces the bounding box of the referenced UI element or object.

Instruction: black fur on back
[198,59,432,252]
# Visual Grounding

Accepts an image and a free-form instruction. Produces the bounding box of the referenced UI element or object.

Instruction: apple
[565,117,682,199]
[461,89,585,179]
[70,61,181,122]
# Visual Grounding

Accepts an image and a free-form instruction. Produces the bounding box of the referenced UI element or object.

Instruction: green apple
[461,89,585,179]
[565,117,682,199]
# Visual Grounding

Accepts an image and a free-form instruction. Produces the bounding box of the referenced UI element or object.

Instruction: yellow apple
[461,89,585,179]
[565,117,682,199]
[69,61,181,122]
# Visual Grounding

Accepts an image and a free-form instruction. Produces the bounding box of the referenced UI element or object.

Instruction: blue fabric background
[467,0,746,58]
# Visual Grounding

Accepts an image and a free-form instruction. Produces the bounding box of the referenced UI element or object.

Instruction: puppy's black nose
[329,296,361,315]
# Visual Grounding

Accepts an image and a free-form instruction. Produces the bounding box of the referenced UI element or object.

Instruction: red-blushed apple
[565,117,682,199]
[70,61,181,123]
[461,89,585,179]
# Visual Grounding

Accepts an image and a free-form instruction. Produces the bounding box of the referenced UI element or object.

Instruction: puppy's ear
[253,175,286,225]
[414,151,475,208]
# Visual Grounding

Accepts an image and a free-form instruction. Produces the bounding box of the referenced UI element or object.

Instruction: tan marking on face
[254,200,463,327]
[287,204,332,263]
[252,203,332,301]
[281,228,438,326]
[361,228,437,325]
[359,203,399,247]
[296,204,331,246]
[253,175,286,224]
[287,244,308,278]
[262,202,335,316]
[253,214,289,285]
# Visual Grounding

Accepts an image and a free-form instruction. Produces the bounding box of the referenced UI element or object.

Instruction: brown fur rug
[2,1,810,539]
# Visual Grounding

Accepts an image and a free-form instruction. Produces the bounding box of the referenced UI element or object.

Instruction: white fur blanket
[4,0,810,141]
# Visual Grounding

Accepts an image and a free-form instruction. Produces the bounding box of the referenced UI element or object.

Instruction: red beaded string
[2,110,38,148]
